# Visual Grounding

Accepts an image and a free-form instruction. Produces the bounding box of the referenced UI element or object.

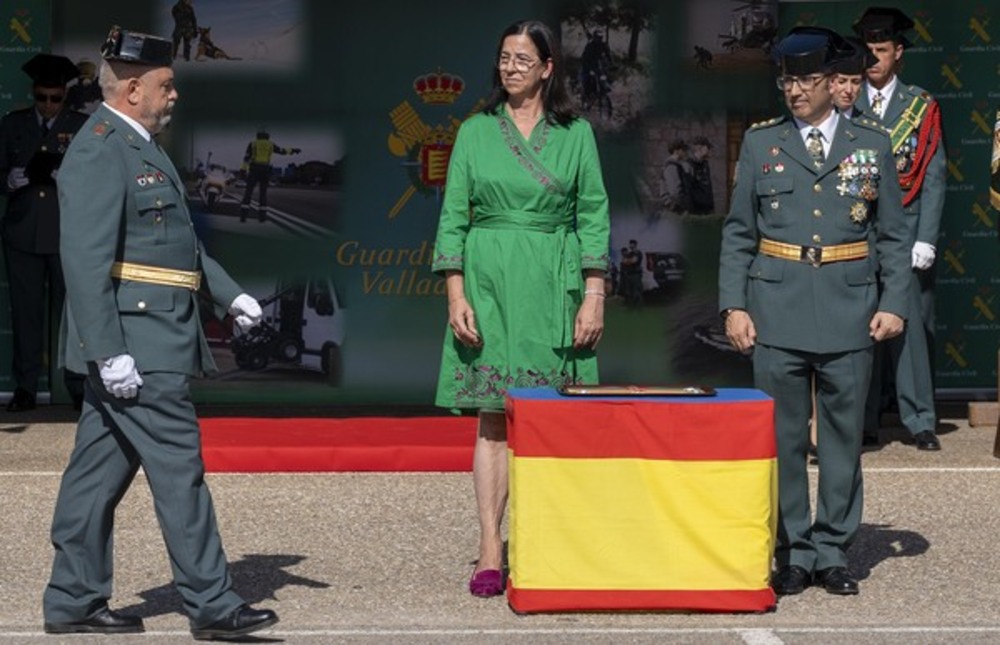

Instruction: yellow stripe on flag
[509,455,777,591]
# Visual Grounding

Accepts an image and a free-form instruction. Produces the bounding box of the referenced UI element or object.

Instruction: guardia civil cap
[22,53,79,87]
[100,25,173,67]
[773,26,846,77]
[829,36,877,75]
[852,7,914,47]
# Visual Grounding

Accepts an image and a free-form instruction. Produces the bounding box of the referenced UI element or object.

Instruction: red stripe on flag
[507,399,774,460]
[507,585,776,613]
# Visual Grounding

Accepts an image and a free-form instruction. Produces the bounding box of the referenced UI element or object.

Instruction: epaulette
[749,116,784,130]
[853,117,891,135]
[906,84,934,101]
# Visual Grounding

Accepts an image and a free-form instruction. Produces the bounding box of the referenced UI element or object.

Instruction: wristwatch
[720,307,743,320]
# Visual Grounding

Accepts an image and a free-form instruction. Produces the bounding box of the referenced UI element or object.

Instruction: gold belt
[111,261,202,291]
[759,238,868,268]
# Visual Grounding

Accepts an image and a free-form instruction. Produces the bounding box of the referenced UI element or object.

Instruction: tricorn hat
[773,26,848,77]
[829,36,877,75]
[852,7,914,48]
[101,25,173,67]
[22,53,79,87]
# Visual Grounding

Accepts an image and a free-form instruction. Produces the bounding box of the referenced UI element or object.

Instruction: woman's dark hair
[481,19,576,126]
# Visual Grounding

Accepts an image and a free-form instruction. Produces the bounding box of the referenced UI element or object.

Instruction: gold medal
[850,201,868,224]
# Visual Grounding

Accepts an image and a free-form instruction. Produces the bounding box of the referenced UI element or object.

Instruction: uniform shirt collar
[102,102,152,142]
[794,110,839,148]
[866,75,897,105]
[35,109,54,130]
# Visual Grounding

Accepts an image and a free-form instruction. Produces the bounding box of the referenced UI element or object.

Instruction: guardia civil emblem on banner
[386,70,484,219]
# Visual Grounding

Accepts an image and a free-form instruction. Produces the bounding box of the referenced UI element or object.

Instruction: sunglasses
[34,93,64,104]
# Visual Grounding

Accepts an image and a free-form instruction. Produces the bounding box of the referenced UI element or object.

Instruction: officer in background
[0,54,87,411]
[43,27,277,639]
[719,27,910,597]
[854,7,945,451]
[830,37,875,120]
[239,128,299,222]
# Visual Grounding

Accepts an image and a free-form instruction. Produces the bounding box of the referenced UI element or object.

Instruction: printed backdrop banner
[17,0,996,405]
[0,0,52,394]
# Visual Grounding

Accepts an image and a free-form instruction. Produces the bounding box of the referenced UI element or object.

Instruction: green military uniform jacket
[58,104,242,375]
[857,81,946,246]
[719,113,911,352]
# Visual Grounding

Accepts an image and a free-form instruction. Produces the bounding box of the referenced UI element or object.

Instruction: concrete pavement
[1,406,999,644]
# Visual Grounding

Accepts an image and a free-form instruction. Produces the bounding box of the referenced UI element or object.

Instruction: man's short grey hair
[98,59,153,99]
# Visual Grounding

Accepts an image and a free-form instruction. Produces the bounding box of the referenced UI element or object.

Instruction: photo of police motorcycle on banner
[181,124,347,393]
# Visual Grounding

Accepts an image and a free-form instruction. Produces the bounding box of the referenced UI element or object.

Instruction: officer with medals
[719,27,910,597]
[853,7,945,451]
[42,27,278,639]
[0,54,88,411]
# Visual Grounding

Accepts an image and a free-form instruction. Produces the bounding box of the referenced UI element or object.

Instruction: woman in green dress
[431,19,610,597]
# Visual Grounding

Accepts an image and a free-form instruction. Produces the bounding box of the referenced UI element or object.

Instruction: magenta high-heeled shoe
[468,569,505,597]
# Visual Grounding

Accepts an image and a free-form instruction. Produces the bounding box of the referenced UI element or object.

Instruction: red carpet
[200,417,477,472]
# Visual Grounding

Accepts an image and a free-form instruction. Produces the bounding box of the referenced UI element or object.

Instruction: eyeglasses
[497,55,541,74]
[34,92,64,104]
[775,74,828,91]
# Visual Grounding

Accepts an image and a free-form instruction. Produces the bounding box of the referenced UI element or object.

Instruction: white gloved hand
[229,293,262,332]
[911,241,936,270]
[99,354,144,399]
[6,167,28,191]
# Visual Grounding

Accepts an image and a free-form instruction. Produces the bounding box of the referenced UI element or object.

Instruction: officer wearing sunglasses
[0,53,88,411]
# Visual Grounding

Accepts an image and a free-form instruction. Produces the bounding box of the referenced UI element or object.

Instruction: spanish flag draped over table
[505,388,777,613]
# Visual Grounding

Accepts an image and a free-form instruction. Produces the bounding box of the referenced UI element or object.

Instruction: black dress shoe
[6,387,36,412]
[44,607,144,634]
[771,565,811,595]
[815,566,859,595]
[913,430,941,451]
[191,604,278,641]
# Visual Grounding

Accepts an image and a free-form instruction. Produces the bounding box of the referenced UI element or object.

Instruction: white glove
[911,241,936,270]
[99,354,144,399]
[229,293,262,332]
[6,167,27,191]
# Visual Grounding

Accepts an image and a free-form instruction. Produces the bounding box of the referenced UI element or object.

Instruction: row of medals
[838,149,879,224]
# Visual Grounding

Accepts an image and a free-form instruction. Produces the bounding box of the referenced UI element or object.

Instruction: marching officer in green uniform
[0,54,88,411]
[854,7,945,451]
[42,27,278,640]
[719,27,910,597]
[239,128,299,222]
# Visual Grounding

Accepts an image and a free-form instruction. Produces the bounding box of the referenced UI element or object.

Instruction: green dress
[432,108,610,410]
